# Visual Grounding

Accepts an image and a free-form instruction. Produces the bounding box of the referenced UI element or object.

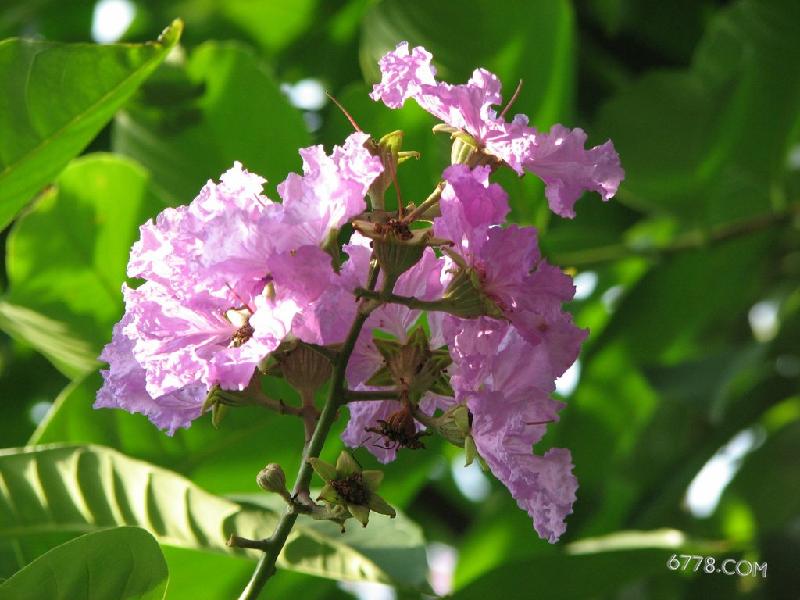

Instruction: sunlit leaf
[0,527,168,600]
[0,444,428,588]
[3,154,166,374]
[112,42,310,203]
[0,20,181,229]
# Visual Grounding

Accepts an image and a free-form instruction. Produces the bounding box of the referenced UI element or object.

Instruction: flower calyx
[269,339,333,396]
[201,384,251,428]
[308,451,395,529]
[439,250,504,319]
[366,327,452,401]
[425,403,478,466]
[432,124,501,170]
[353,216,447,285]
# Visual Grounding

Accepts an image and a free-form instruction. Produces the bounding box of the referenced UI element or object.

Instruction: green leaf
[727,419,800,533]
[112,41,310,204]
[31,372,314,496]
[454,529,728,600]
[0,301,100,379]
[235,494,429,589]
[0,444,428,588]
[596,0,800,225]
[0,527,168,600]
[0,19,181,230]
[3,154,166,375]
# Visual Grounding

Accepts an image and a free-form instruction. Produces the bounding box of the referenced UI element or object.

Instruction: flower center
[226,307,254,347]
[331,473,370,505]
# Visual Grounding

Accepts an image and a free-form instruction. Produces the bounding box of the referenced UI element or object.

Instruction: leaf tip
[159,19,184,47]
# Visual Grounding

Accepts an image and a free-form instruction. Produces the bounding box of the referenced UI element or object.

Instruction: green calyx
[269,340,333,396]
[432,123,500,169]
[352,216,450,283]
[439,253,504,319]
[202,385,251,428]
[366,327,452,400]
[308,451,395,529]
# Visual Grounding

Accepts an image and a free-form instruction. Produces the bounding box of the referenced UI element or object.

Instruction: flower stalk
[237,263,380,600]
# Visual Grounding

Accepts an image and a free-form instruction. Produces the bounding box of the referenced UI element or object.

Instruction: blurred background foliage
[0,0,798,598]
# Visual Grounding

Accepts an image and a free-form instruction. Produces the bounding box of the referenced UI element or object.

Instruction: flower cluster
[97,42,623,543]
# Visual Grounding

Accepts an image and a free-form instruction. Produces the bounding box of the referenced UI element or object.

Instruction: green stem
[344,389,402,402]
[238,264,379,600]
[550,204,800,268]
[403,180,444,223]
[355,287,450,312]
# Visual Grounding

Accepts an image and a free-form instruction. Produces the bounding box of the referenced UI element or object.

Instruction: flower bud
[256,463,291,502]
[367,130,407,209]
[432,404,472,448]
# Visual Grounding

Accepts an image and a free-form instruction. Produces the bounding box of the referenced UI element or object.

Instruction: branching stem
[238,262,380,600]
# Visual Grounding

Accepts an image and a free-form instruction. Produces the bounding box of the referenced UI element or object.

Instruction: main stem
[238,273,376,600]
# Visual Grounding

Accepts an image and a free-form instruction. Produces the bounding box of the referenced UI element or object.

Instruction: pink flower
[524,125,624,218]
[122,282,293,397]
[128,162,275,300]
[95,317,206,434]
[442,317,578,543]
[267,132,384,252]
[102,134,384,421]
[434,165,586,377]
[371,42,624,217]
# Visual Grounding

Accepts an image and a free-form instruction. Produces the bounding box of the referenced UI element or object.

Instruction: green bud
[367,130,419,209]
[256,463,291,501]
[433,404,472,448]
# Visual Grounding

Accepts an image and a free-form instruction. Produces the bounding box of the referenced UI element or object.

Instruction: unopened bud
[256,463,291,502]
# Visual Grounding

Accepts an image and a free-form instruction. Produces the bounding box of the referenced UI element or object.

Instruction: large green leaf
[3,154,166,376]
[112,41,310,204]
[454,529,741,599]
[0,20,181,230]
[0,527,168,600]
[31,372,322,497]
[32,370,438,509]
[596,0,800,225]
[0,444,428,588]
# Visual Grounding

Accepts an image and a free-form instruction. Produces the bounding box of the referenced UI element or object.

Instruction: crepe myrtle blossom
[438,316,578,543]
[94,45,622,568]
[435,164,586,378]
[370,41,624,218]
[97,135,383,431]
[95,317,206,435]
